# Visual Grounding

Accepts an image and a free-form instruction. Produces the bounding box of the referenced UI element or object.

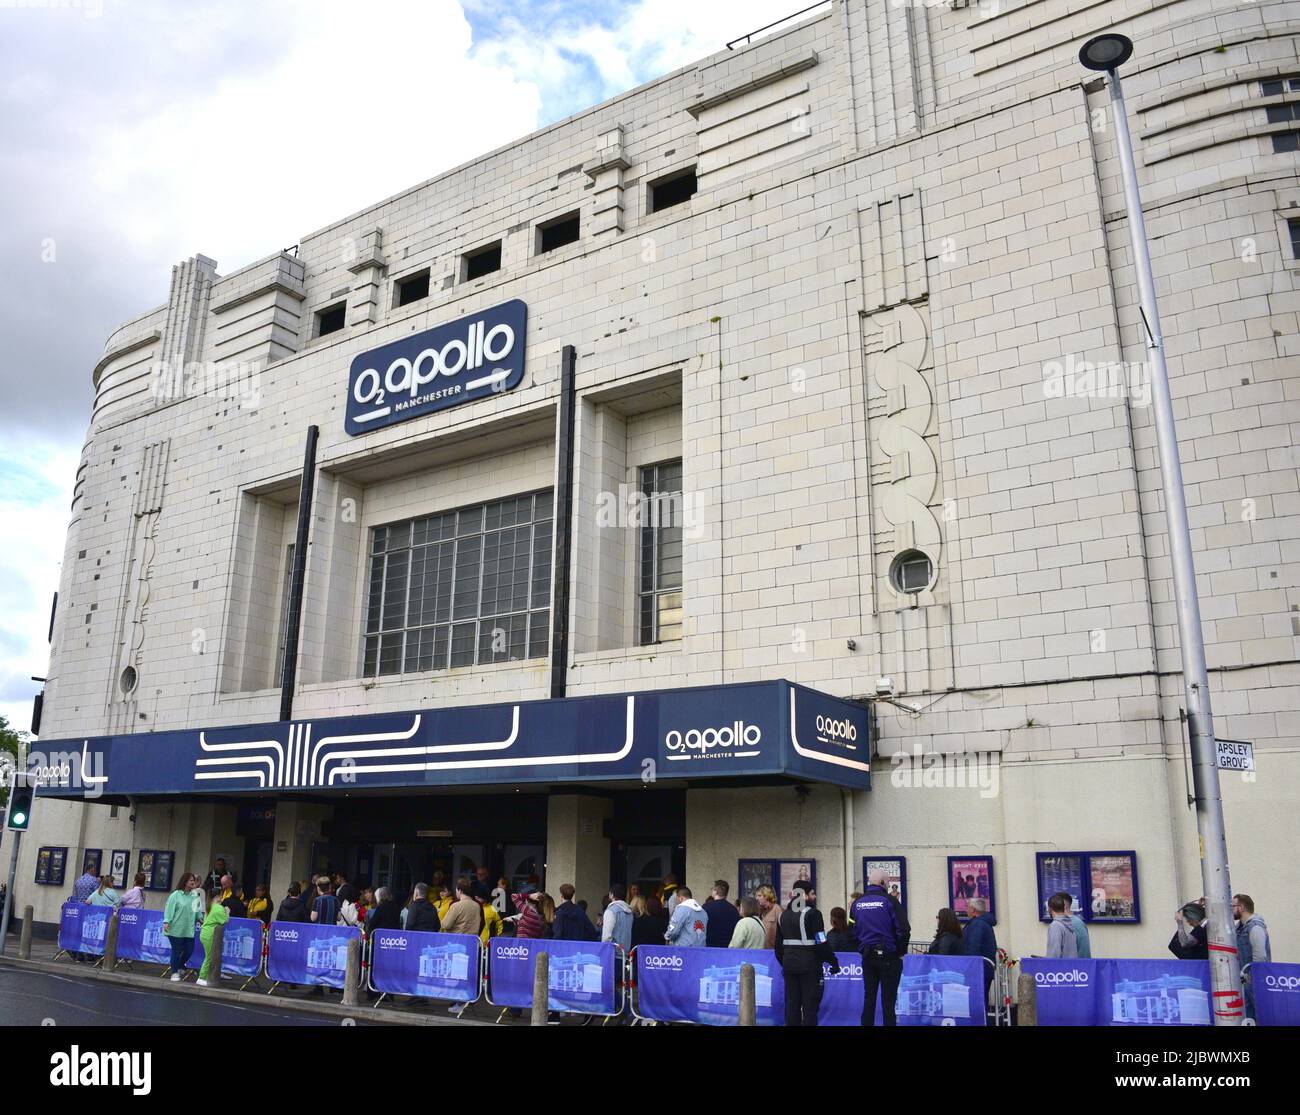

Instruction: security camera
[846,639,857,651]
[875,677,895,697]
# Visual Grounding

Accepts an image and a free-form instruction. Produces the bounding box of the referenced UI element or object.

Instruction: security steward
[850,868,911,1025]
[774,880,840,1026]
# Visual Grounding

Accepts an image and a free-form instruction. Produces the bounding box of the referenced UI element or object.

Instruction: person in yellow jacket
[432,881,454,923]
[197,892,230,987]
[477,895,503,946]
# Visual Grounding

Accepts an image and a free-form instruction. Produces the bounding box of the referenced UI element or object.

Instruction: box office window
[363,491,553,677]
[638,459,683,645]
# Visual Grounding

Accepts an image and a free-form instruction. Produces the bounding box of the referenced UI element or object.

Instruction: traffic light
[6,773,33,832]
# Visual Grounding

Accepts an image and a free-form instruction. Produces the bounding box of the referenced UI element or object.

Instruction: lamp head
[1079,32,1133,72]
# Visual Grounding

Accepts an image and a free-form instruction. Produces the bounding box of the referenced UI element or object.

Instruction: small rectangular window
[395,270,430,307]
[1289,217,1300,260]
[1262,80,1285,97]
[648,167,698,214]
[1272,132,1300,153]
[316,302,346,337]
[537,211,580,254]
[1266,104,1300,124]
[464,241,502,281]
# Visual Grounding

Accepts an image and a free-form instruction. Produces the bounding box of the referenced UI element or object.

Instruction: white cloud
[0,438,79,736]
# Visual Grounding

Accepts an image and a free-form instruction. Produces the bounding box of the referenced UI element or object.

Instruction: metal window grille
[637,460,683,645]
[362,491,553,677]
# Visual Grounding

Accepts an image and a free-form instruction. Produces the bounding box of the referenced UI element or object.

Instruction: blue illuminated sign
[344,299,527,435]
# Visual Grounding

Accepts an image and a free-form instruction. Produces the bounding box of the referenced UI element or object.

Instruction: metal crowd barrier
[482,939,627,1021]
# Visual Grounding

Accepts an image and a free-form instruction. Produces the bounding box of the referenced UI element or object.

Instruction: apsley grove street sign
[1214,738,1255,772]
[344,299,527,435]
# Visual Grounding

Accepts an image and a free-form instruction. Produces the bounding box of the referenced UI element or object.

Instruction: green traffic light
[11,811,26,826]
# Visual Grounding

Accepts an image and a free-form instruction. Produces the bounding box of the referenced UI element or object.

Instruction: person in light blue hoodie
[664,886,708,948]
[1058,893,1091,958]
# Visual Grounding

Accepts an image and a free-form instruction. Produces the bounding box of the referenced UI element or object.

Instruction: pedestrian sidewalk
[4,935,508,1027]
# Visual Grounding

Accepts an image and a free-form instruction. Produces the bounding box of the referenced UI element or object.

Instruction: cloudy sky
[0,0,813,734]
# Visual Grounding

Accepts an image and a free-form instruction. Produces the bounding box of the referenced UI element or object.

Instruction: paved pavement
[0,965,345,1026]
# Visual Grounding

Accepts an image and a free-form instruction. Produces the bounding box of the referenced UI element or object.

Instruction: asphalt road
[0,966,354,1026]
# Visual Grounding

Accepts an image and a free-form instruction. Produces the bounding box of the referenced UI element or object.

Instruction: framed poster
[738,859,818,901]
[151,851,175,892]
[1087,851,1139,923]
[49,847,67,887]
[1035,852,1085,921]
[1036,851,1140,923]
[738,859,775,898]
[948,855,996,924]
[139,849,175,890]
[862,856,907,918]
[81,849,102,877]
[110,849,130,889]
[777,860,817,901]
[34,847,53,885]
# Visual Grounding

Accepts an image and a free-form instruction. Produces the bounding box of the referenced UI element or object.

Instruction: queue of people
[72,853,1278,1026]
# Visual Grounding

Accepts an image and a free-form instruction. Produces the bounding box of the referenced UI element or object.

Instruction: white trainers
[196,978,209,987]
[169,973,182,982]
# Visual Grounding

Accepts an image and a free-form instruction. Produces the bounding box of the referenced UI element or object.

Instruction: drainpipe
[549,346,577,699]
[279,425,318,722]
[842,788,855,910]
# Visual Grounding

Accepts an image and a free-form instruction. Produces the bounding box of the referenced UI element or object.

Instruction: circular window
[890,550,933,594]
[119,666,138,695]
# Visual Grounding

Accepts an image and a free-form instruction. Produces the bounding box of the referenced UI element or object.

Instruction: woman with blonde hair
[536,892,557,938]
[629,894,648,918]
[756,885,781,949]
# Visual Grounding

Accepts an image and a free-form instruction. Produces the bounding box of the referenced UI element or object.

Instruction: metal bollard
[18,906,33,960]
[207,923,225,989]
[103,912,120,972]
[1016,971,1037,1027]
[738,962,756,1026]
[530,951,550,1026]
[342,936,361,1008]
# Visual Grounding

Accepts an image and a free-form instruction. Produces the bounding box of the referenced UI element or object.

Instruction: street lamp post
[1079,33,1242,1024]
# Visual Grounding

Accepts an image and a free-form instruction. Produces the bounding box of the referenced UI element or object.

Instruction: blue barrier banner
[892,954,987,1026]
[372,930,480,1001]
[57,903,113,956]
[1021,959,1103,1026]
[818,953,865,1026]
[1249,963,1300,1026]
[116,908,172,964]
[636,946,783,1026]
[489,938,618,1014]
[187,917,264,977]
[1104,959,1211,1026]
[267,922,361,988]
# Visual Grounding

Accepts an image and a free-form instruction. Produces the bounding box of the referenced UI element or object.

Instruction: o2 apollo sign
[344,299,527,435]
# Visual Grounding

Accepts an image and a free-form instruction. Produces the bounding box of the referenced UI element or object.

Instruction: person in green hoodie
[163,873,199,981]
[197,890,230,987]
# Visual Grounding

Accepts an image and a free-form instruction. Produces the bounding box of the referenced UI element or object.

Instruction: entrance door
[627,845,673,898]
[503,844,544,891]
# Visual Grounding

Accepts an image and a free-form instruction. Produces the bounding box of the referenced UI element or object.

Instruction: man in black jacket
[276,882,312,923]
[774,881,840,1027]
[406,883,442,933]
[367,887,403,932]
